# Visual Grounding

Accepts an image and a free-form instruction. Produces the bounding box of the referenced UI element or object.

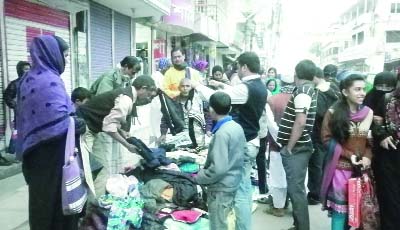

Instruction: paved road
[0,174,330,230]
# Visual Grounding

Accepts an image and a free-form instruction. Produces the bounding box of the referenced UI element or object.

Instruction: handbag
[360,173,380,230]
[61,117,88,215]
[348,176,362,228]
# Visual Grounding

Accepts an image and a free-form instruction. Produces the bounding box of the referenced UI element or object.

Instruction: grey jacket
[194,120,246,192]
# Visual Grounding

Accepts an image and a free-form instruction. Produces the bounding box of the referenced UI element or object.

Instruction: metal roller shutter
[114,12,131,65]
[90,2,112,81]
[4,0,72,94]
[0,34,5,151]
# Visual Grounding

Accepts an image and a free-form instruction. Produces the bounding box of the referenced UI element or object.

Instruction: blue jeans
[234,142,259,230]
[207,191,235,230]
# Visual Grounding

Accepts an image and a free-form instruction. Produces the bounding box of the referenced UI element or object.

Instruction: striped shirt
[277,83,317,146]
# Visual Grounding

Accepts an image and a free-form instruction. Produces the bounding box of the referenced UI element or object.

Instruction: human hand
[208,80,221,88]
[380,136,397,150]
[126,144,139,153]
[361,157,371,169]
[158,135,166,144]
[351,155,362,165]
[206,131,212,137]
[119,129,130,139]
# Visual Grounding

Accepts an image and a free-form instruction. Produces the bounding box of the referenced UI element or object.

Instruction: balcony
[94,0,171,19]
[338,43,371,62]
[192,13,218,42]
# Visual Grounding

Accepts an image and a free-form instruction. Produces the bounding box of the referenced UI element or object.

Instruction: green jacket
[90,68,131,95]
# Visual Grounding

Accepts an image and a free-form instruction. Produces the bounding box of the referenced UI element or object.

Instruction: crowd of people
[3,34,400,230]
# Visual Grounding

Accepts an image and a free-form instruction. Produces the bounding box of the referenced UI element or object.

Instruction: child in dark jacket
[194,92,246,230]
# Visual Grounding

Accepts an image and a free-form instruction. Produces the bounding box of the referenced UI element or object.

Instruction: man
[159,78,210,148]
[193,51,268,230]
[77,75,157,197]
[194,92,246,230]
[2,61,31,162]
[323,64,338,87]
[163,47,201,98]
[308,67,340,205]
[139,49,149,75]
[90,56,141,95]
[277,60,317,230]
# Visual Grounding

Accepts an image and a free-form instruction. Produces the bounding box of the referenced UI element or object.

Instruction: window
[367,0,374,12]
[344,41,349,49]
[391,2,400,13]
[359,1,365,15]
[386,30,400,43]
[352,34,357,46]
[332,47,339,54]
[357,31,364,44]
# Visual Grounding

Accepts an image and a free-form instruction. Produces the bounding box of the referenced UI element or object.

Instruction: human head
[16,61,31,78]
[323,64,338,81]
[139,49,147,59]
[373,71,396,92]
[212,65,224,81]
[120,56,141,78]
[313,67,325,85]
[171,47,185,66]
[178,78,192,97]
[30,35,67,74]
[132,75,157,106]
[236,52,261,79]
[193,60,208,73]
[266,78,277,92]
[209,92,231,118]
[71,87,91,108]
[157,57,171,73]
[53,35,69,60]
[339,74,366,107]
[267,67,277,78]
[294,59,316,84]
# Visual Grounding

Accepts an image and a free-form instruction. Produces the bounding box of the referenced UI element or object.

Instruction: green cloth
[179,162,200,173]
[90,68,131,95]
[265,78,280,95]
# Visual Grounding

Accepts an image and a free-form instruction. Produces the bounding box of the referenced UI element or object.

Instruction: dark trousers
[256,137,268,194]
[307,142,326,200]
[22,135,79,230]
[372,148,400,230]
[281,143,313,230]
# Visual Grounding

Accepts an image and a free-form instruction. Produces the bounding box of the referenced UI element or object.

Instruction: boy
[71,87,92,109]
[194,92,246,230]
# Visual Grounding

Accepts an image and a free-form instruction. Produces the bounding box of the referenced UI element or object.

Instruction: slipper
[257,195,273,204]
[0,157,12,166]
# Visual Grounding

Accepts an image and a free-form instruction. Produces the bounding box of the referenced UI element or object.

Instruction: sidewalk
[0,153,22,180]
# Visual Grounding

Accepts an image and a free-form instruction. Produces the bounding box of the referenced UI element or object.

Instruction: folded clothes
[170,210,203,224]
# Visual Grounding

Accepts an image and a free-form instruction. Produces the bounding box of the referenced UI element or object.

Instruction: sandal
[257,195,273,204]
[0,156,12,166]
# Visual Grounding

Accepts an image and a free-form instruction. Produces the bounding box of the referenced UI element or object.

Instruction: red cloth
[170,210,203,224]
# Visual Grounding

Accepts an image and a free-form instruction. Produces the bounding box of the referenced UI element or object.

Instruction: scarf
[173,63,187,71]
[16,35,73,159]
[320,105,370,208]
[211,116,232,134]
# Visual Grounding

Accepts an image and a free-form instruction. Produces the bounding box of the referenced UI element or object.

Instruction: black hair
[295,59,316,81]
[16,61,31,78]
[212,65,223,75]
[71,87,91,103]
[171,47,185,57]
[315,67,324,79]
[132,75,156,90]
[120,56,140,69]
[373,71,396,87]
[329,74,365,144]
[323,64,338,79]
[267,67,277,76]
[266,78,278,91]
[236,52,260,74]
[209,92,231,115]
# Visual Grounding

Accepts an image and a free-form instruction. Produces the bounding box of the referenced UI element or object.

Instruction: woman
[363,71,396,111]
[16,35,79,230]
[266,78,280,95]
[208,65,230,90]
[320,74,373,230]
[371,71,400,230]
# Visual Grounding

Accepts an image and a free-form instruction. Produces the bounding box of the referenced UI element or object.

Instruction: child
[193,92,246,230]
[71,87,92,109]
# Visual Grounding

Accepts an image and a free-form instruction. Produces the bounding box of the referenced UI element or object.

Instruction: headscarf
[158,57,171,71]
[193,60,208,72]
[16,35,73,159]
[266,78,280,95]
[364,71,396,111]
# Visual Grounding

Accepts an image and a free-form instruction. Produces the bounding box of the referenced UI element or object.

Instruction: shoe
[307,193,320,205]
[0,156,12,166]
[257,195,273,204]
[263,206,285,217]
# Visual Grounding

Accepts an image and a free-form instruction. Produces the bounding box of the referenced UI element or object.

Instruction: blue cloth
[16,35,73,159]
[211,116,232,134]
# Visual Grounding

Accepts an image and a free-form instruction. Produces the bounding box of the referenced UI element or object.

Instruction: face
[136,87,157,106]
[172,50,185,65]
[343,80,366,105]
[267,81,276,91]
[22,65,30,73]
[213,71,223,81]
[179,80,192,97]
[123,64,141,78]
[268,70,276,78]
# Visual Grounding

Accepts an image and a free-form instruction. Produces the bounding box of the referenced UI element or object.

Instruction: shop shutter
[4,0,72,94]
[89,2,112,81]
[0,34,5,151]
[114,12,131,65]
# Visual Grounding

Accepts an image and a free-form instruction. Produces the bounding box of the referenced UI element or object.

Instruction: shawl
[16,35,72,159]
[320,105,371,208]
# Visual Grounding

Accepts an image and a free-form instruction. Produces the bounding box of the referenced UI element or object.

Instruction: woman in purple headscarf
[320,74,373,230]
[16,35,79,230]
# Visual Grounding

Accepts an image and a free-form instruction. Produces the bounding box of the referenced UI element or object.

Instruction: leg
[22,135,79,230]
[234,142,259,230]
[207,191,235,230]
[256,137,268,194]
[281,144,313,230]
[307,142,326,203]
[331,212,347,230]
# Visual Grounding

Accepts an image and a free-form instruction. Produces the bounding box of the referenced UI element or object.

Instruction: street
[0,173,330,230]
